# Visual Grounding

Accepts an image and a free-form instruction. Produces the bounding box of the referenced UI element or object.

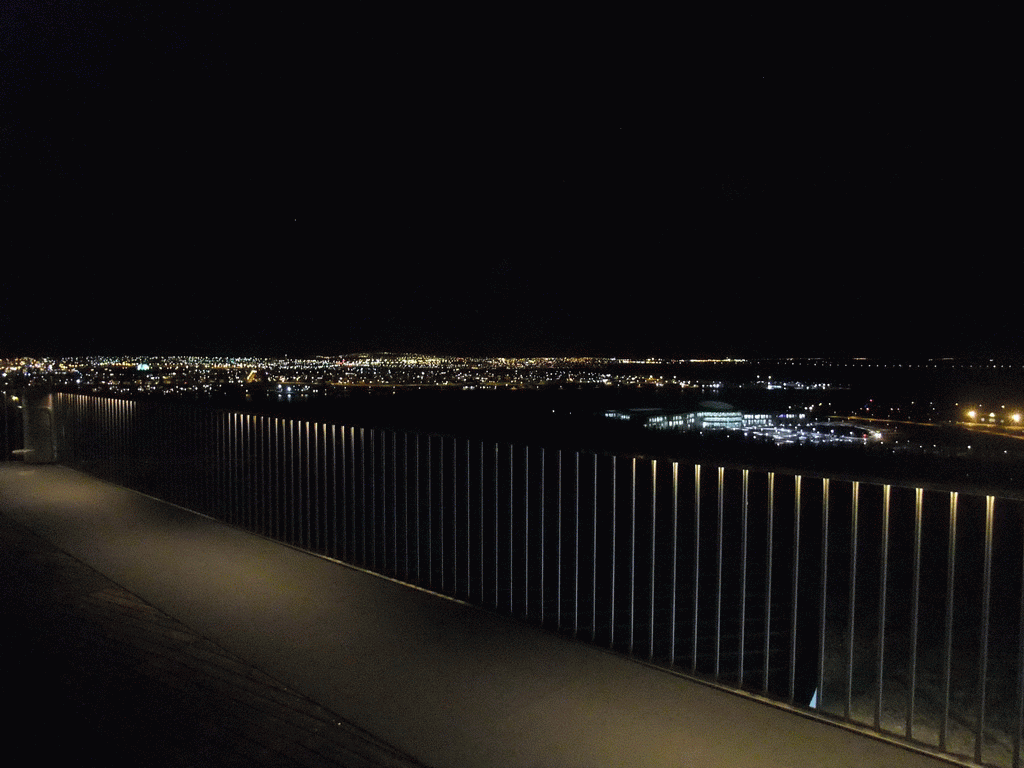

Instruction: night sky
[2,6,1014,360]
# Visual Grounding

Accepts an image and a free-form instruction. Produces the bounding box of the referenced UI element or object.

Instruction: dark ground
[0,507,431,768]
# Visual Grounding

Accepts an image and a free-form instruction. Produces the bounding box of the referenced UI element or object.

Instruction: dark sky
[2,6,1015,359]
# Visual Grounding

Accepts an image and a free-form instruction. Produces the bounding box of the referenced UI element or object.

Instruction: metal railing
[45,392,1024,767]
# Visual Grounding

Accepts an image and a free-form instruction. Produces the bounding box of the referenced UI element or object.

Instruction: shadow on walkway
[0,508,429,767]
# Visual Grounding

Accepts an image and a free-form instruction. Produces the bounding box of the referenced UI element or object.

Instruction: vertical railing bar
[199,406,207,518]
[790,474,802,705]
[299,420,306,548]
[306,421,313,549]
[329,421,333,561]
[214,410,221,523]
[332,425,338,560]
[715,466,724,680]
[976,496,995,765]
[322,423,329,555]
[377,429,385,571]
[362,430,370,569]
[377,429,384,572]
[103,398,109,474]
[322,423,329,553]
[494,443,500,608]
[509,443,514,614]
[307,423,315,548]
[350,426,357,564]
[629,457,636,656]
[316,422,322,554]
[268,421,276,540]
[228,412,235,525]
[288,418,295,543]
[452,436,458,594]
[846,481,860,720]
[875,484,891,731]
[372,428,379,570]
[110,398,116,474]
[342,423,349,560]
[347,425,354,562]
[308,421,315,550]
[338,422,343,560]
[250,415,258,536]
[348,423,354,561]
[479,441,485,604]
[341,426,348,562]
[817,478,830,710]
[414,433,421,583]
[257,416,265,537]
[344,423,352,561]
[305,420,312,547]
[428,435,434,589]
[241,414,248,531]
[361,427,368,566]
[392,430,398,577]
[610,457,616,648]
[739,469,749,688]
[556,449,562,629]
[524,448,532,622]
[339,423,348,561]
[378,428,384,571]
[123,399,128,475]
[763,472,775,693]
[402,433,409,580]
[221,411,227,528]
[693,464,701,674]
[649,460,657,661]
[107,397,113,468]
[451,436,457,594]
[450,436,456,594]
[671,463,679,667]
[574,451,580,637]
[209,415,218,524]
[242,411,250,532]
[198,405,206,516]
[592,452,598,640]
[539,446,545,625]
[906,488,922,738]
[299,421,307,552]
[440,436,446,594]
[290,418,297,544]
[266,415,272,542]
[940,491,957,750]
[278,417,286,548]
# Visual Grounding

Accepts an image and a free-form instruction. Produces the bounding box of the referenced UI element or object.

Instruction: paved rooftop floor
[0,463,966,767]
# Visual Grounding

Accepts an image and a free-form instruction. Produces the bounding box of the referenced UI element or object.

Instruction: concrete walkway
[0,463,965,767]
